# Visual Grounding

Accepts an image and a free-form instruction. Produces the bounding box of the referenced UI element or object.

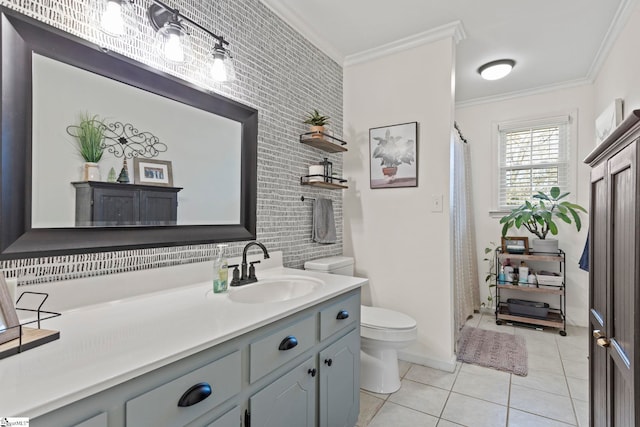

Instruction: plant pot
[310,125,324,138]
[531,238,559,254]
[382,167,397,177]
[83,162,100,181]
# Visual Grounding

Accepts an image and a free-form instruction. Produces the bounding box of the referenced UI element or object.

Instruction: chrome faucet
[230,241,270,286]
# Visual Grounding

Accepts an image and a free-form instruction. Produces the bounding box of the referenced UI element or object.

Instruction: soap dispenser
[213,244,229,293]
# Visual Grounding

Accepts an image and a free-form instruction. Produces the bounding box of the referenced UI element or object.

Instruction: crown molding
[455,77,592,109]
[587,0,638,80]
[344,21,467,67]
[259,0,345,64]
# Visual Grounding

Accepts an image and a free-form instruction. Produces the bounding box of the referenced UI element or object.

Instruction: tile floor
[357,312,589,427]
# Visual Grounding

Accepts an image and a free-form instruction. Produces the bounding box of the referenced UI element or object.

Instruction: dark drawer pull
[278,335,298,351]
[177,382,212,407]
[336,310,349,320]
[324,358,332,367]
[308,368,317,377]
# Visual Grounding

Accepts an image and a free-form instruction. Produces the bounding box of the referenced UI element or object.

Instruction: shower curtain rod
[454,122,468,144]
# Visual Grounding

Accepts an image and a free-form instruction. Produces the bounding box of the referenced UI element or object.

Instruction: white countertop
[0,252,366,417]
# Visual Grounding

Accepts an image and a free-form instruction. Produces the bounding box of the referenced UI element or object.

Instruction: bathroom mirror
[0,9,258,259]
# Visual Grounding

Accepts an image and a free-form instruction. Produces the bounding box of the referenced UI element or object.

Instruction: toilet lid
[361,306,417,330]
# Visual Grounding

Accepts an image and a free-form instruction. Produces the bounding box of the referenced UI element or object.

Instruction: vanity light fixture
[147,0,235,82]
[147,1,193,63]
[207,39,236,83]
[477,59,516,81]
[95,0,137,38]
[96,0,236,82]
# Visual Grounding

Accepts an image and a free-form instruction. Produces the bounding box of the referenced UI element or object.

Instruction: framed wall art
[369,122,418,189]
[595,98,623,146]
[133,158,174,187]
[501,236,529,255]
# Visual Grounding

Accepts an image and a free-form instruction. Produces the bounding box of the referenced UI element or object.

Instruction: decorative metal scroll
[101,121,168,159]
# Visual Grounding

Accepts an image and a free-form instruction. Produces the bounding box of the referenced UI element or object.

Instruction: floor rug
[457,326,528,376]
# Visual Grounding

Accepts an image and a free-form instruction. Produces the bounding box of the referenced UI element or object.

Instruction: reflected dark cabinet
[72,181,182,226]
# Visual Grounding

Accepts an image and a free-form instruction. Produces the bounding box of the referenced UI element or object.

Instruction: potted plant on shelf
[303,109,330,138]
[371,129,415,180]
[67,113,106,181]
[499,186,587,253]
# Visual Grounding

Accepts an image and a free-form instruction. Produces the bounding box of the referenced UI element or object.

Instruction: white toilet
[304,256,417,394]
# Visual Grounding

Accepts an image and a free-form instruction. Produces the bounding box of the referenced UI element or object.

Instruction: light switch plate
[431,194,443,212]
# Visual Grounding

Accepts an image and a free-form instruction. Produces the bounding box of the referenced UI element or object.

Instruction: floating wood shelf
[300,132,348,153]
[301,181,348,190]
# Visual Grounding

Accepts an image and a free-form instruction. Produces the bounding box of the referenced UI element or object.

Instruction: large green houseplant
[499,186,587,252]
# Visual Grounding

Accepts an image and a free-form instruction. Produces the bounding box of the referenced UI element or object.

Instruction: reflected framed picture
[501,236,529,254]
[133,158,174,187]
[0,273,20,345]
[595,98,623,146]
[369,122,418,189]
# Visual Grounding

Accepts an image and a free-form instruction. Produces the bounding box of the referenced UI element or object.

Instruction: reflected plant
[67,113,106,163]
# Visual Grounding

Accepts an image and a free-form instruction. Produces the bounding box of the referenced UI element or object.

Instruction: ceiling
[260,0,635,105]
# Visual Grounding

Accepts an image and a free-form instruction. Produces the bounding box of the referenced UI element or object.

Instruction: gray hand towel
[312,198,337,244]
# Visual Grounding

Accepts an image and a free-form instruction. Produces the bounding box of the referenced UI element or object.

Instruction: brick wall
[0,0,344,284]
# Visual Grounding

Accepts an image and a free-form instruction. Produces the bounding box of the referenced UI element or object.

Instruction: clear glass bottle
[213,244,229,293]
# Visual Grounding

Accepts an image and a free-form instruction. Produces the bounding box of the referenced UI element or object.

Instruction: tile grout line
[557,336,581,426]
[435,360,463,425]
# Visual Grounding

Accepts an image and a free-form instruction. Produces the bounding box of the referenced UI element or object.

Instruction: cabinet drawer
[126,351,240,427]
[73,412,107,427]
[320,293,359,341]
[250,315,316,383]
[206,406,240,427]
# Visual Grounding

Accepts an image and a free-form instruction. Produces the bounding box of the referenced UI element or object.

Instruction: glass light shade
[478,59,515,81]
[154,22,193,64]
[207,47,236,83]
[94,0,137,38]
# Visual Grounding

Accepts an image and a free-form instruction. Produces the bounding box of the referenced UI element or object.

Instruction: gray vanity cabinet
[72,181,181,226]
[318,329,360,427]
[249,357,317,427]
[30,289,360,427]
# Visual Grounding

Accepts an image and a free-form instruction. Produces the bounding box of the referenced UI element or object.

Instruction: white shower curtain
[451,124,480,341]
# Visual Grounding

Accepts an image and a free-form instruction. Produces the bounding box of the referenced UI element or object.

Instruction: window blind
[498,122,569,209]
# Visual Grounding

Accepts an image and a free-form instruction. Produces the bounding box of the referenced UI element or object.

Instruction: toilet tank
[304,256,354,276]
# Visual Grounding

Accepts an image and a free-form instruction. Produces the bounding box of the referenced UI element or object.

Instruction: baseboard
[397,350,457,373]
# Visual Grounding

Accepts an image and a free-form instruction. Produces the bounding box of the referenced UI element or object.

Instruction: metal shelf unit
[494,249,567,336]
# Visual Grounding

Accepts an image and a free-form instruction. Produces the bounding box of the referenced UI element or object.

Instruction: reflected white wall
[32,54,241,228]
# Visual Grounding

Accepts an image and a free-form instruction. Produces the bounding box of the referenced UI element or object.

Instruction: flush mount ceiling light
[478,59,516,81]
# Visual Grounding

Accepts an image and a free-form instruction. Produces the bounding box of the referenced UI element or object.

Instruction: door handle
[593,330,611,348]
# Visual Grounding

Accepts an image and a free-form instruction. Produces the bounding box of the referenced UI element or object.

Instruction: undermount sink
[227,276,324,304]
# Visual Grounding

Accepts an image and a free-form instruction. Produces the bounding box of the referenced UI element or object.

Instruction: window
[497,116,570,210]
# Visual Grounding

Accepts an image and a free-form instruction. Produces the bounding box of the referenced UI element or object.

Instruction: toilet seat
[361,306,416,330]
[360,306,417,342]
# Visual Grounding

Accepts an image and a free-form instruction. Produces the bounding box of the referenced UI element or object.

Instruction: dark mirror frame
[0,9,257,260]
